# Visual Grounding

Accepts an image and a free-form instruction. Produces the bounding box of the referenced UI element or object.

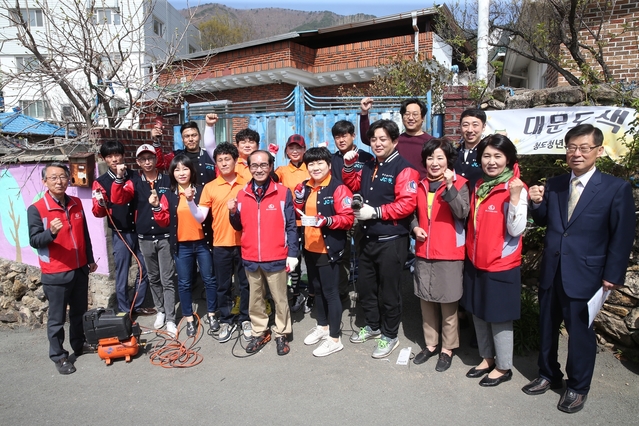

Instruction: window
[92,8,121,25]
[19,100,50,119]
[189,45,197,54]
[98,9,111,24]
[153,17,164,36]
[11,8,44,27]
[16,56,39,72]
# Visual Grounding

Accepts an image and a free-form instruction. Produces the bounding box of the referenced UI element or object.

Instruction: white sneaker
[153,312,166,329]
[313,336,344,357]
[166,321,177,338]
[242,321,252,341]
[304,325,329,345]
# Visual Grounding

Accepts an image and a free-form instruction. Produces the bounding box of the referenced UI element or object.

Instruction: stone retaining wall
[0,259,113,328]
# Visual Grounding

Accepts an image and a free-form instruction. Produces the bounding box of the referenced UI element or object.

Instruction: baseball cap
[136,144,156,157]
[286,134,306,148]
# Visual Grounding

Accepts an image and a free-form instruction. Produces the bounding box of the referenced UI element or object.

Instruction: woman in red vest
[461,134,528,387]
[412,138,470,372]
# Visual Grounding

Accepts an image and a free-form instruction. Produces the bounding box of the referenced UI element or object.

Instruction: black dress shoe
[413,347,437,365]
[466,364,496,378]
[55,357,76,375]
[522,377,563,395]
[73,342,96,357]
[435,352,453,372]
[134,307,157,316]
[557,389,587,413]
[479,369,513,387]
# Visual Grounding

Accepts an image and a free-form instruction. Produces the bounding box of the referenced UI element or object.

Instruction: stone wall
[0,258,113,328]
[484,83,639,353]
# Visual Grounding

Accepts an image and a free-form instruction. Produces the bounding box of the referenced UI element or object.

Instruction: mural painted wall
[0,164,109,274]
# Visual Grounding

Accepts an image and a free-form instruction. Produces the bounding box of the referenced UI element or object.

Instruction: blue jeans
[213,246,249,324]
[112,231,149,313]
[175,240,217,317]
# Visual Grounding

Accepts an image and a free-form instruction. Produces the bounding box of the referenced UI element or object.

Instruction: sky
[168,0,438,17]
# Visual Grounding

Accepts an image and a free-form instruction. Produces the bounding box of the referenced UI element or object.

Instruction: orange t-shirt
[199,174,247,247]
[275,162,309,192]
[303,175,330,254]
[235,158,252,182]
[177,188,205,242]
[276,162,309,227]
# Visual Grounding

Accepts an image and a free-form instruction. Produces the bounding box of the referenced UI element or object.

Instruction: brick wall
[161,33,433,86]
[442,86,475,140]
[556,0,639,85]
[89,108,180,169]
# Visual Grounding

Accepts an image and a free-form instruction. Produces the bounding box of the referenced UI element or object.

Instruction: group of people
[28,97,635,415]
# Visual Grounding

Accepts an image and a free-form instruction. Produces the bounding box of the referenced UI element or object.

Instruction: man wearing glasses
[228,150,298,356]
[526,124,635,413]
[111,144,178,337]
[359,97,433,179]
[28,163,97,374]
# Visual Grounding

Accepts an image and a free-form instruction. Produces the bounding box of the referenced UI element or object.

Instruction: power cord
[148,314,204,368]
[96,190,205,368]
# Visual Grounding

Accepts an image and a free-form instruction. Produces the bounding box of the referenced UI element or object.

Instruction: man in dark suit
[525,124,636,413]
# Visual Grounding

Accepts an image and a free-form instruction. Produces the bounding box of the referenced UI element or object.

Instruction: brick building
[149,7,475,146]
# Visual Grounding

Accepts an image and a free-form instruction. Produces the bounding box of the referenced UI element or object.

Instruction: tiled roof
[0,112,76,137]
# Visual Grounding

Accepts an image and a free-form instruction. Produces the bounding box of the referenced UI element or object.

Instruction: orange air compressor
[83,308,141,365]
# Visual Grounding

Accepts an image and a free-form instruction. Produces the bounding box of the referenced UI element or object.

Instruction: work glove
[343,150,359,171]
[314,214,332,228]
[294,182,306,204]
[286,256,299,272]
[354,203,380,221]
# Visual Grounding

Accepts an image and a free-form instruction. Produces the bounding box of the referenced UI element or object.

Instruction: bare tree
[437,0,639,86]
[0,0,212,134]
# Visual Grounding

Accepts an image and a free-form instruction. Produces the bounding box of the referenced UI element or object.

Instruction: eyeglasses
[46,175,69,182]
[137,156,156,163]
[566,145,600,154]
[402,112,422,119]
[249,163,270,171]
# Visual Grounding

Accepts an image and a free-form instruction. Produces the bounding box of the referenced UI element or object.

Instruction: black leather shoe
[74,342,95,357]
[55,357,76,375]
[557,389,587,413]
[479,369,512,387]
[413,347,437,365]
[186,320,196,337]
[522,377,563,395]
[435,352,453,372]
[134,307,157,316]
[466,364,495,378]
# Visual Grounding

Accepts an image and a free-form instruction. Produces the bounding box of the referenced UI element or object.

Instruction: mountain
[182,3,377,41]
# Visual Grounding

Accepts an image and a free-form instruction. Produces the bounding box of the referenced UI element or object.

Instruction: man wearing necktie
[526,124,635,413]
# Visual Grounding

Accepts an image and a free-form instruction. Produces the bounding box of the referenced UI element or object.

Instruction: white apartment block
[0,0,200,126]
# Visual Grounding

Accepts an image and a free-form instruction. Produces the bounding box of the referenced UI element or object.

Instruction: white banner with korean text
[484,107,637,161]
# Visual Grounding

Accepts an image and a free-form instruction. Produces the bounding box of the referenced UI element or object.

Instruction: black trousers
[213,246,249,324]
[305,250,342,339]
[42,269,89,362]
[538,265,597,394]
[357,235,409,339]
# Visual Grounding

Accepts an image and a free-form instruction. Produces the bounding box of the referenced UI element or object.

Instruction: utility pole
[477,0,489,82]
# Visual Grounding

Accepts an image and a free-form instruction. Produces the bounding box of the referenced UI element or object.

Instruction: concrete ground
[1,270,638,425]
